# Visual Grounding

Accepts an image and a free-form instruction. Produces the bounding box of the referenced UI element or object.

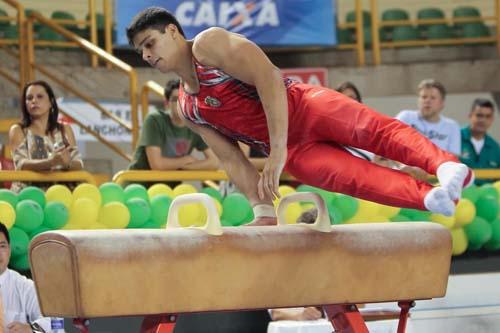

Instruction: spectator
[0,222,52,332]
[8,80,83,192]
[460,98,499,185]
[128,79,218,175]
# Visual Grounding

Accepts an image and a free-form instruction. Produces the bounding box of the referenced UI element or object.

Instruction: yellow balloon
[285,202,303,224]
[301,202,315,211]
[148,184,174,200]
[173,183,198,197]
[378,204,401,219]
[365,215,390,223]
[178,203,205,227]
[0,201,15,229]
[88,223,107,230]
[451,228,468,256]
[45,185,73,208]
[430,213,456,229]
[98,202,130,229]
[493,180,500,192]
[454,199,476,227]
[344,215,366,224]
[354,200,381,219]
[70,198,99,227]
[73,183,101,207]
[278,185,296,197]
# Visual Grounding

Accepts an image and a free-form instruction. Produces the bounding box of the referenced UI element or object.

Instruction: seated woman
[8,80,83,192]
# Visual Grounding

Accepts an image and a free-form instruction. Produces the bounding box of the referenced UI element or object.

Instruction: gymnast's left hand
[258,149,287,200]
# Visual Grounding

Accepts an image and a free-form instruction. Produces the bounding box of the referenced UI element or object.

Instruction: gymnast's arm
[193,27,287,201]
[184,121,273,206]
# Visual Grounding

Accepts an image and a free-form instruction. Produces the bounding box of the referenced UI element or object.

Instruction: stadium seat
[51,10,79,34]
[453,6,481,18]
[462,23,491,38]
[382,8,409,21]
[24,9,43,32]
[417,7,446,36]
[0,8,9,28]
[337,27,353,44]
[427,24,455,40]
[346,10,371,27]
[392,26,419,42]
[0,24,17,39]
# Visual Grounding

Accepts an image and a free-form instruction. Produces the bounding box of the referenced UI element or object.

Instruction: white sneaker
[436,162,474,201]
[424,187,456,217]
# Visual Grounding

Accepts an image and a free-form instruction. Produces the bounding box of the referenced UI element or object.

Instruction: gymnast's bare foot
[245,217,278,226]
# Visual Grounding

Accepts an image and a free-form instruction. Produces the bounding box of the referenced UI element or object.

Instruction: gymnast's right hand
[258,150,287,200]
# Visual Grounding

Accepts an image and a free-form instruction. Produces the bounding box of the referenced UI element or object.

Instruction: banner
[282,67,328,86]
[116,0,336,47]
[57,98,153,143]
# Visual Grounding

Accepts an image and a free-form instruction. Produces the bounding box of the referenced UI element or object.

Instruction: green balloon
[8,227,30,257]
[43,202,69,230]
[478,184,499,201]
[221,219,233,227]
[201,187,223,203]
[126,198,151,228]
[30,225,51,239]
[462,185,480,203]
[141,219,161,229]
[150,195,172,227]
[333,194,358,221]
[390,214,411,222]
[296,185,319,193]
[475,195,499,222]
[464,217,492,249]
[100,182,125,205]
[18,186,45,208]
[221,193,251,226]
[124,184,149,203]
[15,200,44,232]
[241,208,254,225]
[0,189,18,207]
[399,208,431,221]
[10,253,30,271]
[328,205,343,224]
[484,219,500,251]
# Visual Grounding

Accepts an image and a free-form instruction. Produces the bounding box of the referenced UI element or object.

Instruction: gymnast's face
[0,233,10,274]
[134,25,182,73]
[418,87,445,121]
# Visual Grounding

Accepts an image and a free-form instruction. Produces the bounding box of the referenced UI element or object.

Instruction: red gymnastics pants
[284,84,458,210]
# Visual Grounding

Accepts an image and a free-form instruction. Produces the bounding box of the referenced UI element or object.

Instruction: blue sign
[116,0,337,47]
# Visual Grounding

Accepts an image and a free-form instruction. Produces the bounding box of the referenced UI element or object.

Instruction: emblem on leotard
[204,96,221,108]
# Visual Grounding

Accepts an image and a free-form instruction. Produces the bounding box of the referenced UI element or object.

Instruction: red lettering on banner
[281,68,328,87]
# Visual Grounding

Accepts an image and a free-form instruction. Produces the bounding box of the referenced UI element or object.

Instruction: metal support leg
[73,318,90,333]
[141,314,177,333]
[397,301,415,333]
[324,304,369,333]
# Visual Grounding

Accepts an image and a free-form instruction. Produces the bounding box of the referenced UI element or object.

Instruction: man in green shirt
[459,98,499,185]
[129,79,218,172]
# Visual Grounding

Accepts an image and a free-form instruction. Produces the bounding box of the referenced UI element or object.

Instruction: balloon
[378,204,401,219]
[0,189,18,207]
[124,184,149,203]
[493,180,500,193]
[179,204,206,227]
[150,195,172,227]
[400,208,431,222]
[328,205,343,225]
[475,195,498,222]
[43,202,69,230]
[200,187,222,203]
[454,199,476,227]
[478,184,499,201]
[461,185,480,203]
[284,202,302,224]
[141,220,161,229]
[73,183,101,207]
[8,227,30,257]
[45,185,72,208]
[98,202,130,229]
[354,200,381,219]
[18,186,45,208]
[296,185,319,193]
[0,201,16,229]
[221,193,252,226]
[15,200,43,233]
[278,185,296,197]
[430,213,455,229]
[70,198,99,227]
[390,214,411,222]
[148,184,174,200]
[10,253,30,271]
[173,183,198,197]
[333,194,358,221]
[484,219,500,251]
[451,228,468,256]
[126,198,151,228]
[100,182,125,205]
[464,217,492,249]
[29,225,51,239]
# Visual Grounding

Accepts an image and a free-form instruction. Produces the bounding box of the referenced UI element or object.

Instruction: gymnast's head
[127,7,186,73]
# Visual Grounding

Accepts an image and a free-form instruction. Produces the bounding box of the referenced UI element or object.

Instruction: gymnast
[126,7,473,226]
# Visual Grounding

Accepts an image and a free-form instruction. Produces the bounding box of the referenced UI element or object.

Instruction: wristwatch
[30,322,46,333]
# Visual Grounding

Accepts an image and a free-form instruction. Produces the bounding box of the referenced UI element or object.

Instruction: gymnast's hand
[258,150,287,200]
[298,307,323,321]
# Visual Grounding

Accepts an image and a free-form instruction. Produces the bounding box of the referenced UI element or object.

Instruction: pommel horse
[29,192,452,333]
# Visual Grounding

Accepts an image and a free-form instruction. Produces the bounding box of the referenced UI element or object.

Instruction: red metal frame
[140,314,177,333]
[73,318,90,333]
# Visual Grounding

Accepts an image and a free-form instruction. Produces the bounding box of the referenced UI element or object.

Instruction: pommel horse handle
[166,193,223,235]
[277,192,332,232]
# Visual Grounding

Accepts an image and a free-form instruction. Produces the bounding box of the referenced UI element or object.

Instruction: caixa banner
[116,0,336,47]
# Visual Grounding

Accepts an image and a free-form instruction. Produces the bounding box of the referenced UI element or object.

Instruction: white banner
[57,98,153,143]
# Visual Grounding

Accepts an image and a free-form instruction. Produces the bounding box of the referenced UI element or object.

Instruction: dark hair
[126,7,185,47]
[418,79,447,100]
[470,98,495,113]
[336,81,362,103]
[164,79,180,100]
[20,80,62,134]
[0,222,9,244]
[296,208,317,224]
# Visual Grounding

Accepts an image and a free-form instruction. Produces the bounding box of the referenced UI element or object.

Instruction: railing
[337,0,366,66]
[141,80,165,124]
[0,170,97,185]
[25,11,138,160]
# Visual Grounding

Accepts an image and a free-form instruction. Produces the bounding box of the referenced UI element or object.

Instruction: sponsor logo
[204,96,222,107]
